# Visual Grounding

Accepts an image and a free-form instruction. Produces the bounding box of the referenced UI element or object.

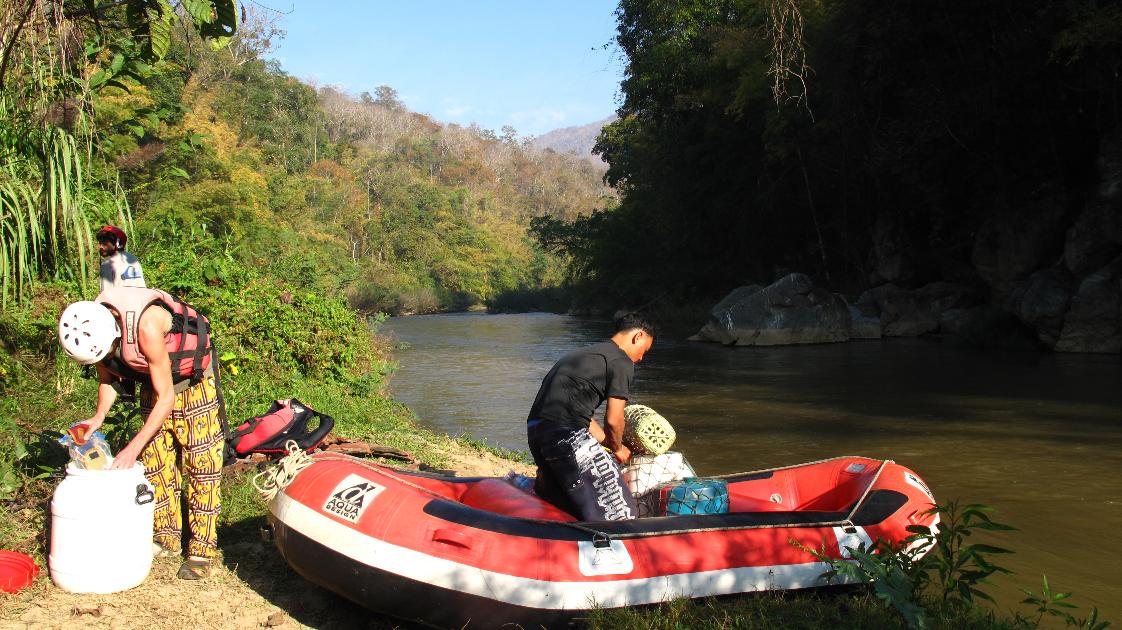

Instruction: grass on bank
[589,589,1112,630]
[589,590,1021,630]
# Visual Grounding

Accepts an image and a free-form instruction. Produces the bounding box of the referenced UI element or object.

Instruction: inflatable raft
[266,454,938,629]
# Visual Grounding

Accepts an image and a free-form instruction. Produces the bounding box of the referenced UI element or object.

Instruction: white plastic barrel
[49,463,155,593]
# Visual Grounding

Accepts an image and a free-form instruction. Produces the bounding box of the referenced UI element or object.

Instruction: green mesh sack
[623,404,676,455]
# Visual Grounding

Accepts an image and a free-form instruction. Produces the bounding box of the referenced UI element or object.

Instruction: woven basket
[623,404,676,455]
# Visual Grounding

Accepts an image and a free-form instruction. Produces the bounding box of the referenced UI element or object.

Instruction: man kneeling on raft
[525,312,656,521]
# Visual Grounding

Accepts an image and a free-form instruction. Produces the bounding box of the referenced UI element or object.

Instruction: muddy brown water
[383,312,1122,620]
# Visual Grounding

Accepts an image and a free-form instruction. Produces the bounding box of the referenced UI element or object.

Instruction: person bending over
[58,287,224,580]
[525,312,656,521]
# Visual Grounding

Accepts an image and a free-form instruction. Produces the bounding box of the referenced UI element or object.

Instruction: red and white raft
[266,455,938,629]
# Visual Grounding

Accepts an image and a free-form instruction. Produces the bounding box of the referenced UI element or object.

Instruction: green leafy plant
[908,500,1016,607]
[1019,575,1111,630]
[100,402,144,454]
[800,499,1017,629]
[0,96,94,306]
[0,417,62,499]
[1022,575,1078,626]
[0,423,28,501]
[821,539,929,629]
[1070,606,1112,630]
[219,350,244,376]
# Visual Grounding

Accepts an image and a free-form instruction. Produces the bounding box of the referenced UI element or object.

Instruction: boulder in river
[691,273,851,346]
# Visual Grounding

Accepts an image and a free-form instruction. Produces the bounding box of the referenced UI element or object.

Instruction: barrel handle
[135,484,154,505]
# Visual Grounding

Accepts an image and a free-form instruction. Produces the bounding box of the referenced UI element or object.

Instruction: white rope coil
[254,440,315,502]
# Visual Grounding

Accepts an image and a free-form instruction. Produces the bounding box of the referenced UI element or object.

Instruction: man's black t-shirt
[526,341,634,431]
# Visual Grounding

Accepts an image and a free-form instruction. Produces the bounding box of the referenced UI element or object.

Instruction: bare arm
[109,310,174,470]
[80,365,119,439]
[588,418,606,443]
[604,397,630,464]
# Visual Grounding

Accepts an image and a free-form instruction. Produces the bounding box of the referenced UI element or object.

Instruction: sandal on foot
[177,556,211,580]
[152,542,179,559]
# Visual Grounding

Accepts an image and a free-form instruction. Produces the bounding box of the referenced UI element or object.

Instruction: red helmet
[96,225,127,248]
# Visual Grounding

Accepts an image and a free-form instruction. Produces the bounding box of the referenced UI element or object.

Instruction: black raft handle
[135,484,155,505]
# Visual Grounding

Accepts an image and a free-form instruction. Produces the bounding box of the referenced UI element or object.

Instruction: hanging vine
[766,0,813,118]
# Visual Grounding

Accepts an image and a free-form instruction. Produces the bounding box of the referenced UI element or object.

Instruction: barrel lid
[0,551,38,592]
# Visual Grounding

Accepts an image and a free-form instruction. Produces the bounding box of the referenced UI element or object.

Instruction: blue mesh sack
[665,478,729,515]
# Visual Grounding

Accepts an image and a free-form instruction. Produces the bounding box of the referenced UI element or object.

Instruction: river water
[382,312,1122,619]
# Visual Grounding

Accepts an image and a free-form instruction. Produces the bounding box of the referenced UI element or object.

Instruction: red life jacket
[95,287,213,387]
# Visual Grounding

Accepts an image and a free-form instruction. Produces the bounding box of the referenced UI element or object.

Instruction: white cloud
[507,108,576,135]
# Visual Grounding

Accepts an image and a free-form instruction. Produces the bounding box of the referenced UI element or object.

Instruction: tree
[374,85,404,111]
[549,0,1122,307]
[0,0,238,303]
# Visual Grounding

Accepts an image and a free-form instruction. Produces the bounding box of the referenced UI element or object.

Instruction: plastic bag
[58,423,113,470]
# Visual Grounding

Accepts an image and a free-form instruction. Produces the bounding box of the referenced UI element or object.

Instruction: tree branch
[0,1,39,91]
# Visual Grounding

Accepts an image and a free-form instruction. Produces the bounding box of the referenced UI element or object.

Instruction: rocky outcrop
[857,132,1122,353]
[848,304,882,339]
[1000,134,1122,352]
[971,186,1072,303]
[695,134,1122,353]
[857,284,938,337]
[1007,268,1073,346]
[856,282,981,337]
[938,307,987,336]
[1054,256,1122,353]
[691,274,851,346]
[871,212,922,285]
[1063,200,1122,278]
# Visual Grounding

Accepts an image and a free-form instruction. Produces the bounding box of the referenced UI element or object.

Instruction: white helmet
[58,301,120,365]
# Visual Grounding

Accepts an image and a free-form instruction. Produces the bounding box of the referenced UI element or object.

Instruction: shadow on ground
[220,515,427,630]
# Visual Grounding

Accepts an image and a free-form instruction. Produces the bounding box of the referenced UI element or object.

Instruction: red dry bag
[226,399,334,458]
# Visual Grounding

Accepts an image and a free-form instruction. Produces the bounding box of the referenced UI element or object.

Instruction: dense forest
[535,0,1122,351]
[0,2,612,317]
[0,0,613,507]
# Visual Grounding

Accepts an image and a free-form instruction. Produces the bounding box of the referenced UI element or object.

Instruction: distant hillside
[530,116,617,165]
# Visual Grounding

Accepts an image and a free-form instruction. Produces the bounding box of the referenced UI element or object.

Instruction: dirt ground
[431,445,533,478]
[0,541,415,630]
[0,455,532,630]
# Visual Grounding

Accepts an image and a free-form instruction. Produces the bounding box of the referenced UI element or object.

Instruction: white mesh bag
[623,451,696,517]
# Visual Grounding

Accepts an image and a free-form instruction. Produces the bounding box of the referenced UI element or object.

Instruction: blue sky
[266,1,624,138]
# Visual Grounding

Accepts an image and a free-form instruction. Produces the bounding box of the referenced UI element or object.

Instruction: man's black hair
[614,311,656,337]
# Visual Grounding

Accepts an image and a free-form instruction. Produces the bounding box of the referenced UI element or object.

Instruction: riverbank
[0,284,530,629]
[0,378,529,630]
[4,302,1116,629]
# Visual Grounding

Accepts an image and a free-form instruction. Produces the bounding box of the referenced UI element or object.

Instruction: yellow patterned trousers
[139,375,224,559]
